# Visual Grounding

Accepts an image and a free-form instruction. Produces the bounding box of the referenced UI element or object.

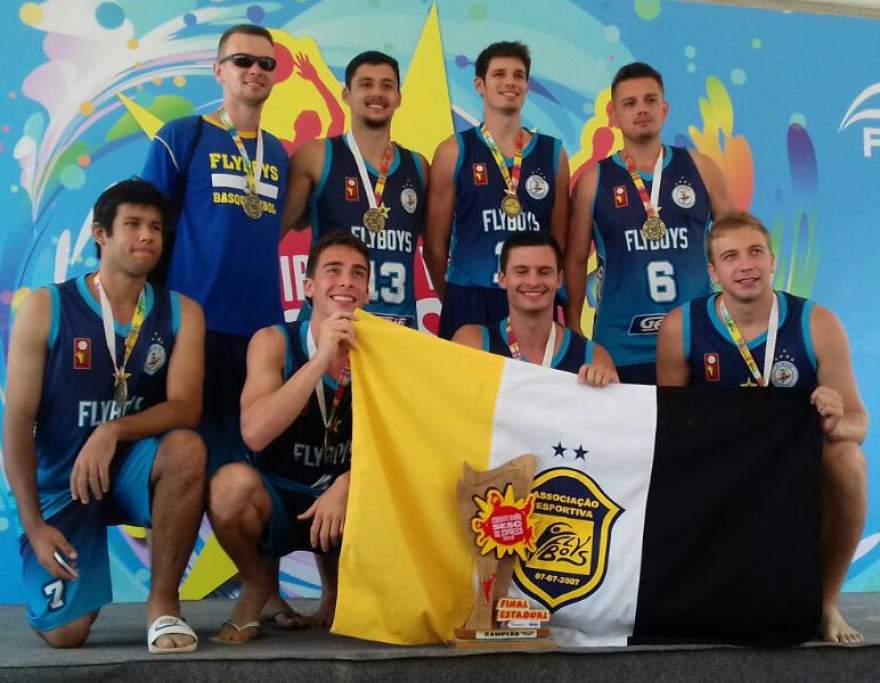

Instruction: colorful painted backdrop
[1,0,878,602]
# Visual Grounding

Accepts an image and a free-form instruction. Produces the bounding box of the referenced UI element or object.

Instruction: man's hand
[29,522,78,581]
[70,422,119,503]
[577,364,620,388]
[313,312,358,367]
[297,472,350,552]
[811,385,844,437]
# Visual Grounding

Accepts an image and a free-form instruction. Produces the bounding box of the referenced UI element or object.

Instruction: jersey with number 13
[309,136,425,328]
[592,145,712,367]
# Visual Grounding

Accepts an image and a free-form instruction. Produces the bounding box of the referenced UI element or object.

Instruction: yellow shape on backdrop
[392,3,454,160]
[122,524,147,539]
[116,93,165,140]
[180,534,238,600]
[261,31,348,142]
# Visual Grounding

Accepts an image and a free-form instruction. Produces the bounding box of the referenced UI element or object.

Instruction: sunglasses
[219,53,277,72]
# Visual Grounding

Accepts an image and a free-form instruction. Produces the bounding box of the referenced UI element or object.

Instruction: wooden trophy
[452,453,553,649]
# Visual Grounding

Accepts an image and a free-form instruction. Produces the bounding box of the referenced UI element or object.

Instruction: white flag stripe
[210,173,279,199]
[489,360,657,647]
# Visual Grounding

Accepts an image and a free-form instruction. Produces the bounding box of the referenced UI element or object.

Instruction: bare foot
[821,605,863,645]
[307,594,337,628]
[214,578,271,644]
[261,593,309,630]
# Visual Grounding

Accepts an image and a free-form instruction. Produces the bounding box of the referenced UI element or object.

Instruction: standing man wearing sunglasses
[141,24,288,475]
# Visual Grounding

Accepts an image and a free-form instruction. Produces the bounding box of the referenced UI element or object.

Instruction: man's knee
[209,463,264,522]
[38,614,94,648]
[155,429,207,486]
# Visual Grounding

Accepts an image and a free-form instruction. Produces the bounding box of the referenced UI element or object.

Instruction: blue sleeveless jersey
[141,115,288,337]
[34,275,180,519]
[685,291,817,388]
[309,136,425,327]
[481,321,594,373]
[592,145,712,367]
[253,322,352,492]
[448,127,560,289]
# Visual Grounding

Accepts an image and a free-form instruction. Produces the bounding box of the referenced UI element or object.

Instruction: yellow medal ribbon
[94,273,147,406]
[718,293,779,388]
[218,108,264,216]
[480,125,525,198]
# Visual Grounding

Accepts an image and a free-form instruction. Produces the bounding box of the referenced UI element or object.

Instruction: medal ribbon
[481,125,525,198]
[622,147,664,220]
[307,325,352,446]
[218,108,264,199]
[719,293,779,387]
[346,132,393,210]
[505,318,557,367]
[94,273,146,393]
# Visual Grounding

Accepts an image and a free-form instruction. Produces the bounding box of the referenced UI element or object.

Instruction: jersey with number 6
[309,136,425,328]
[592,145,712,367]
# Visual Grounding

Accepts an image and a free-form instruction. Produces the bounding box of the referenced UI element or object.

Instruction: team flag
[333,313,822,647]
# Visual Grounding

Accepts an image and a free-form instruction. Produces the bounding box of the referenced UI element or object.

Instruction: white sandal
[147,615,198,654]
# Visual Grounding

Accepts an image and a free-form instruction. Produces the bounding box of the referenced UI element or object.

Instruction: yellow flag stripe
[333,313,504,644]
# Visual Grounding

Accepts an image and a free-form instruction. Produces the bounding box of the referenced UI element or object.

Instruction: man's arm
[656,306,690,386]
[564,165,597,334]
[690,151,736,219]
[4,290,78,580]
[550,147,571,252]
[424,136,459,301]
[240,312,355,452]
[140,120,191,199]
[70,295,205,503]
[810,305,868,444]
[451,324,484,350]
[280,138,325,237]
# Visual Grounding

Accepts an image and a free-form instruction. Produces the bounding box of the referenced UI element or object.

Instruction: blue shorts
[617,362,657,385]
[202,330,251,474]
[259,474,339,558]
[20,437,159,631]
[439,284,509,340]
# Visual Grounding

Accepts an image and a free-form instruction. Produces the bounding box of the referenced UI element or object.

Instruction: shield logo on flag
[513,467,623,611]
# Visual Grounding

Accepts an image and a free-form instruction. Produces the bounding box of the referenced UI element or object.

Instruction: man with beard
[282,51,428,330]
[565,62,733,384]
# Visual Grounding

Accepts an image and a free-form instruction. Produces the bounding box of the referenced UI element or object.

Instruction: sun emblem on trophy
[471,485,536,562]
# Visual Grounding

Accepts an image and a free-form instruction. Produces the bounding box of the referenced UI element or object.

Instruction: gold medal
[113,369,129,409]
[641,215,667,241]
[500,194,522,218]
[242,191,263,220]
[363,205,389,233]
